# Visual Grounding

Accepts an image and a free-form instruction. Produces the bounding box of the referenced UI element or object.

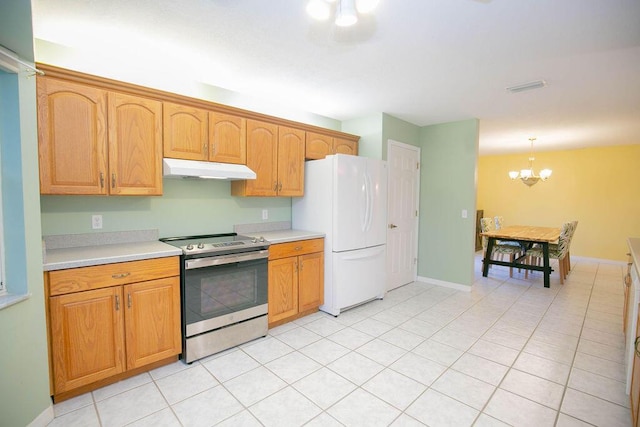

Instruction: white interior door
[386,140,420,291]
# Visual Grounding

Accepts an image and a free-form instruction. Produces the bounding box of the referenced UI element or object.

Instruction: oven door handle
[185,250,269,270]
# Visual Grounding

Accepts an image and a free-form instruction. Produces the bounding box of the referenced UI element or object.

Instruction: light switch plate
[461,209,468,219]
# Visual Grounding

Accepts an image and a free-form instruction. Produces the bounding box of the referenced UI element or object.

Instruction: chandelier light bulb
[306,0,331,20]
[335,0,358,26]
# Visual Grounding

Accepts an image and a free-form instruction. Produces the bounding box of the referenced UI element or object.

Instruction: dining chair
[525,221,573,284]
[480,217,522,277]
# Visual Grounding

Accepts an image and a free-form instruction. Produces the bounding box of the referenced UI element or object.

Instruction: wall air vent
[506,80,547,94]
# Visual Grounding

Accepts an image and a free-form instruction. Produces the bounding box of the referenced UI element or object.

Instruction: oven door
[183,250,268,337]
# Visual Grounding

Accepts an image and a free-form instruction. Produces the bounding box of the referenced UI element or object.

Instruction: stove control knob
[259,236,266,242]
[251,237,258,243]
[197,242,205,249]
[186,244,194,250]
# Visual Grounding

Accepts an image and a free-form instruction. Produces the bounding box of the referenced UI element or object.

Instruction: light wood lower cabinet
[46,257,181,401]
[268,238,324,327]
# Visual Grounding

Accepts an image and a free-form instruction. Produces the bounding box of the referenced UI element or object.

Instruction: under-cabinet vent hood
[163,158,256,180]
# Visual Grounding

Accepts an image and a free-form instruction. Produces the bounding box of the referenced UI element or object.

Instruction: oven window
[184,258,267,325]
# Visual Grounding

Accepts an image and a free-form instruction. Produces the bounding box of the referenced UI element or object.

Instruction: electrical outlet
[262,209,268,220]
[461,209,468,219]
[92,214,103,229]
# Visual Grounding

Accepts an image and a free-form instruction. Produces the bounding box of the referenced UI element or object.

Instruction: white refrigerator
[292,154,387,316]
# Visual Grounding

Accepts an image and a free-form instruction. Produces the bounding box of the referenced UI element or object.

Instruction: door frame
[386,139,421,289]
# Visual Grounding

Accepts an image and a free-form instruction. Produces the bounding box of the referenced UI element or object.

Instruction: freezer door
[326,245,386,314]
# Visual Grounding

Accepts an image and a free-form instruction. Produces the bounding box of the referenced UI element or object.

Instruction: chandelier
[306,0,381,27]
[508,138,552,187]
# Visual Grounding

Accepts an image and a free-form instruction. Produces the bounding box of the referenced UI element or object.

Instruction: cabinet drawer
[269,238,324,260]
[48,257,180,296]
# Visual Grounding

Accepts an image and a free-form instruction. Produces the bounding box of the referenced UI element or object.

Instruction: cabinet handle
[127,293,132,308]
[295,261,298,273]
[635,336,640,357]
[115,295,120,311]
[278,181,283,192]
[625,274,632,288]
[273,182,278,191]
[294,246,302,251]
[111,173,116,188]
[112,272,131,279]
[99,172,105,189]
[204,143,209,154]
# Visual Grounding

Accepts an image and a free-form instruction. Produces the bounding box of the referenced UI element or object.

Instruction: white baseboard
[27,404,54,427]
[416,275,471,292]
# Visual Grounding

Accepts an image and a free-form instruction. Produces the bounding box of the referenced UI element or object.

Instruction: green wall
[0,1,52,425]
[41,180,291,236]
[418,119,479,287]
[342,113,384,159]
[381,113,421,155]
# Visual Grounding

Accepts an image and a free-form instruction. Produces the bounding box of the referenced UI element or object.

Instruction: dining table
[481,225,561,288]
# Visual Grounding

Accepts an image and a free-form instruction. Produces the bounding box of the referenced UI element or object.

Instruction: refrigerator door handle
[364,172,373,232]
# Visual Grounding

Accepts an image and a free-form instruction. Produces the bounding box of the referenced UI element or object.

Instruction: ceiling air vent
[506,80,547,94]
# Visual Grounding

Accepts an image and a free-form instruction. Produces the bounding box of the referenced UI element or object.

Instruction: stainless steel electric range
[160,233,270,363]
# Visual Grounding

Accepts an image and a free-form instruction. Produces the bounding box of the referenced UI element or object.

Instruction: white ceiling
[31,0,640,154]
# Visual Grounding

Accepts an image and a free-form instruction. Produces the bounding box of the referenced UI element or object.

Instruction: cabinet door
[333,137,358,156]
[277,126,305,196]
[210,112,246,164]
[50,287,125,394]
[233,120,278,196]
[163,102,208,161]
[305,132,332,160]
[124,277,181,369]
[37,77,108,195]
[268,257,299,325]
[299,252,324,312]
[108,92,163,195]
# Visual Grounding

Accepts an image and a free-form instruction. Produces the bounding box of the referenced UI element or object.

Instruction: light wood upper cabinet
[37,76,163,196]
[305,132,358,159]
[163,106,247,165]
[277,126,305,196]
[37,78,109,195]
[232,120,304,197]
[305,132,333,160]
[108,92,163,195]
[333,137,358,156]
[163,102,208,161]
[232,120,278,196]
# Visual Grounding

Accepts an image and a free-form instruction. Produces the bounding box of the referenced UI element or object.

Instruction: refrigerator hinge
[415,210,418,217]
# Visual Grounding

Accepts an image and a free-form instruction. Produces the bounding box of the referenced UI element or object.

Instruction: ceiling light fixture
[307,0,380,27]
[508,137,552,187]
[506,80,547,94]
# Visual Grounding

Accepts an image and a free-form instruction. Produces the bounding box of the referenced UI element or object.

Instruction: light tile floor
[48,255,631,426]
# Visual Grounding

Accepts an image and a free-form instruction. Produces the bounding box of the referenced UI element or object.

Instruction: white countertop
[43,241,182,271]
[245,229,325,245]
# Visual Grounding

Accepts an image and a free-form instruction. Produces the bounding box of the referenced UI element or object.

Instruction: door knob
[389,224,398,229]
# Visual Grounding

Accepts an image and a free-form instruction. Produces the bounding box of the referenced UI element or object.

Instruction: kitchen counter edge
[43,241,183,271]
[246,229,325,245]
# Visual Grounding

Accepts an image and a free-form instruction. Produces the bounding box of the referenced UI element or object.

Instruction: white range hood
[163,158,256,180]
